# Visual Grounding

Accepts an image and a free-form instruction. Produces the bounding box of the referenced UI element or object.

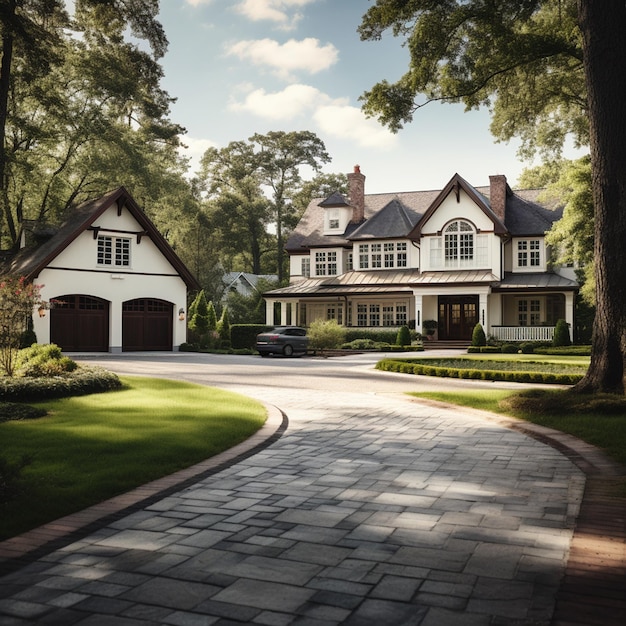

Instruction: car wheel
[283,344,294,357]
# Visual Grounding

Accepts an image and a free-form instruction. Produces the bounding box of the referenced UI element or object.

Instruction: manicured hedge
[0,366,122,401]
[230,324,273,350]
[375,359,583,385]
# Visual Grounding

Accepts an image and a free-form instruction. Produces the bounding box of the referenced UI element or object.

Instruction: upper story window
[301,257,310,277]
[97,235,131,267]
[517,239,542,268]
[357,241,408,270]
[315,250,337,276]
[429,220,487,270]
[445,220,473,268]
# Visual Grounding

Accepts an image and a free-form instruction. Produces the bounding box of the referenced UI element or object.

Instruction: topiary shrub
[396,325,411,346]
[501,343,519,353]
[520,342,535,354]
[552,319,572,347]
[471,323,487,347]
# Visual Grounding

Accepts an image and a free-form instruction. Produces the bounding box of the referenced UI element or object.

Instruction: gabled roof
[3,186,199,290]
[224,271,278,291]
[318,192,350,208]
[349,198,419,240]
[408,173,507,238]
[285,172,563,254]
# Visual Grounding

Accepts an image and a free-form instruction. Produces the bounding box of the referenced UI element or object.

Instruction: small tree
[0,276,44,376]
[396,325,411,346]
[471,323,487,347]
[188,290,209,344]
[307,319,347,352]
[206,300,217,331]
[217,306,231,347]
[552,319,572,347]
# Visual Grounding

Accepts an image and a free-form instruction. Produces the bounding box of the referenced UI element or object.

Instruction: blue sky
[157,0,583,194]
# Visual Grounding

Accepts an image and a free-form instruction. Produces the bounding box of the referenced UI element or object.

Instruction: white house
[222,271,278,300]
[4,187,199,352]
[263,166,578,343]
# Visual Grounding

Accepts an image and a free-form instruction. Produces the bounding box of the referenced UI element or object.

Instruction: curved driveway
[0,352,585,625]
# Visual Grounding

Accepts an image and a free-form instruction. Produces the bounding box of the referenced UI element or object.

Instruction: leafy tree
[290,173,348,214]
[217,307,231,346]
[250,131,331,282]
[0,276,44,376]
[206,300,217,332]
[358,0,626,394]
[188,290,209,341]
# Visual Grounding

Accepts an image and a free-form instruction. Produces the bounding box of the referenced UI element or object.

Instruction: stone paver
[0,385,590,625]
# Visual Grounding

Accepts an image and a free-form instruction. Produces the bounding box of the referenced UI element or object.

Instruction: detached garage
[5,187,199,352]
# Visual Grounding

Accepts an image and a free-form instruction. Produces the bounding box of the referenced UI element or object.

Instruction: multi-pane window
[301,257,310,277]
[357,303,368,326]
[356,241,408,270]
[369,304,380,326]
[356,302,408,326]
[315,251,337,276]
[359,244,369,269]
[518,299,542,326]
[383,305,395,326]
[517,239,541,267]
[371,243,382,268]
[396,303,408,325]
[444,220,474,268]
[97,235,130,267]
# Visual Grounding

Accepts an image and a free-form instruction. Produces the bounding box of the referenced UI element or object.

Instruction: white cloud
[179,137,219,173]
[314,104,398,150]
[235,0,317,30]
[185,0,212,6]
[226,38,338,80]
[229,84,338,120]
[229,84,397,150]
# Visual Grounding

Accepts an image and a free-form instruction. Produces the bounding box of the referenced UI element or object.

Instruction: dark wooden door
[122,299,172,351]
[438,296,478,340]
[50,295,109,351]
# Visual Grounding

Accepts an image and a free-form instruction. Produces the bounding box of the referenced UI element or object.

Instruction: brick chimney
[489,174,507,223]
[348,164,365,224]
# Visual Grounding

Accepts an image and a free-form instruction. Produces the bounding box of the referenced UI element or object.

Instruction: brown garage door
[122,298,173,351]
[50,295,109,352]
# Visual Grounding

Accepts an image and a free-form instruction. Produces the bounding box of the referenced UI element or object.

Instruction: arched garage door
[50,295,109,352]
[122,298,173,351]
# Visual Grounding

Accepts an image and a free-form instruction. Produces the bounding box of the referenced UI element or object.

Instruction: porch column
[414,293,423,331]
[565,292,575,341]
[265,299,275,325]
[479,293,488,335]
[280,301,288,325]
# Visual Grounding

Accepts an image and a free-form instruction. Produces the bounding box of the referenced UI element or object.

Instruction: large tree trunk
[574,0,626,394]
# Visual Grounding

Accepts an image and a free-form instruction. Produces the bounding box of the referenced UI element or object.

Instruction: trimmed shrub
[308,319,347,351]
[344,329,399,344]
[501,343,519,353]
[0,366,122,401]
[231,324,272,350]
[471,323,487,347]
[15,344,78,378]
[396,325,411,346]
[519,342,535,354]
[552,319,572,347]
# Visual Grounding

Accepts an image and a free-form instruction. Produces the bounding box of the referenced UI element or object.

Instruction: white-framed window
[517,239,542,268]
[301,257,310,277]
[429,224,487,269]
[314,251,337,276]
[518,299,542,326]
[445,220,473,268]
[355,301,409,327]
[97,235,130,267]
[356,241,409,270]
[359,244,369,269]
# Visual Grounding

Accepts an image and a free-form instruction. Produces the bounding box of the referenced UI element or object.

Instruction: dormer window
[514,238,544,271]
[329,218,339,229]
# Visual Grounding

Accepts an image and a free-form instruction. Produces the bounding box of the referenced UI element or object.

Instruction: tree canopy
[359,0,626,393]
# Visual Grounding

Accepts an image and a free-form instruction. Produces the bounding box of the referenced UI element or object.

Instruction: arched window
[444,220,474,268]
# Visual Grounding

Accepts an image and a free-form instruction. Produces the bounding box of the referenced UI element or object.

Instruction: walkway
[0,382,623,625]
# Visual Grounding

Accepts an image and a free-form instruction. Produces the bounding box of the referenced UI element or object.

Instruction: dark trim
[43,266,183,279]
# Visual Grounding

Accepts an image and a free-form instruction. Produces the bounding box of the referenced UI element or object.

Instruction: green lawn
[0,376,267,540]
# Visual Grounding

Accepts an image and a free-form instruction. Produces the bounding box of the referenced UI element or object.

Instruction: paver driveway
[0,355,586,625]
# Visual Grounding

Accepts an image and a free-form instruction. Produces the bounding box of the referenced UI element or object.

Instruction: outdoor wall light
[178,308,185,321]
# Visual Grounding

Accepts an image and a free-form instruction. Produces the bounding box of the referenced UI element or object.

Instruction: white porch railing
[490,326,555,342]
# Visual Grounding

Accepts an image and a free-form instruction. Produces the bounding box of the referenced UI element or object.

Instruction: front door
[438,296,478,340]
